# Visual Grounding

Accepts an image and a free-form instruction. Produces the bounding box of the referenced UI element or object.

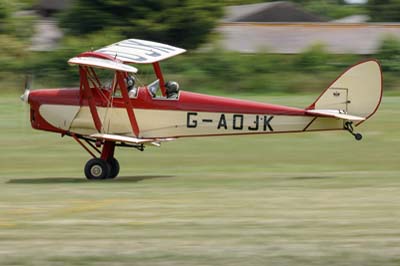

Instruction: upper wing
[95,39,186,64]
[306,109,365,121]
[90,133,176,147]
[68,56,138,73]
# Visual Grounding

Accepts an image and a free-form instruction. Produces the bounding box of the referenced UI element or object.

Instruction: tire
[84,158,110,180]
[354,133,363,141]
[107,158,120,179]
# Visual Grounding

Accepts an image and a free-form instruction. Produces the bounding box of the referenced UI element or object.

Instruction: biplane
[21,39,383,180]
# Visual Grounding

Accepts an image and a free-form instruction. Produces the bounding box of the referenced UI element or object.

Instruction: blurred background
[1,0,400,94]
[1,2,400,266]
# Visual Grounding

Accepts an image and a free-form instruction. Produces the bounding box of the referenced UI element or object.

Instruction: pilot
[126,75,137,97]
[165,81,179,99]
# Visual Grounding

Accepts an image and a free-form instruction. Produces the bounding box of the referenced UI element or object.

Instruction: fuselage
[27,87,342,138]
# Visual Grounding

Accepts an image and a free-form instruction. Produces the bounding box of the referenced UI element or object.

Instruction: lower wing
[90,133,175,147]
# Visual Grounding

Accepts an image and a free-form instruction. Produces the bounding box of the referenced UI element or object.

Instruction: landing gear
[344,121,362,141]
[73,137,121,180]
[71,134,144,180]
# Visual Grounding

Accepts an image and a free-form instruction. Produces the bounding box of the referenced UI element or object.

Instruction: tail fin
[307,60,383,125]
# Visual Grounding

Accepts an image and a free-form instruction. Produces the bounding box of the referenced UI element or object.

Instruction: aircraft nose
[20,89,30,103]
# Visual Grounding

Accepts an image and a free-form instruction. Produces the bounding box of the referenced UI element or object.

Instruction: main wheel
[107,158,120,179]
[84,158,110,180]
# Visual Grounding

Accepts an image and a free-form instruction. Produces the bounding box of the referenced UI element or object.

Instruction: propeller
[20,75,31,103]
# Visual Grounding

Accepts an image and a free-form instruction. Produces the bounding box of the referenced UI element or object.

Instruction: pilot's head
[165,81,179,94]
[126,76,135,90]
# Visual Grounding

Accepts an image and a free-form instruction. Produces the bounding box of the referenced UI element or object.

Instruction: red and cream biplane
[21,39,383,180]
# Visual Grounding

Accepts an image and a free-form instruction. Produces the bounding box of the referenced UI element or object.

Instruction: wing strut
[116,71,140,137]
[79,66,102,132]
[152,62,166,97]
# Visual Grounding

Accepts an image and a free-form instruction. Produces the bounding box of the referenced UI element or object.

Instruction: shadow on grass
[7,175,174,184]
[290,176,335,180]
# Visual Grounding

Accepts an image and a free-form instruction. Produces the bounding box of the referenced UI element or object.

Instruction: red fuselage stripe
[28,87,307,115]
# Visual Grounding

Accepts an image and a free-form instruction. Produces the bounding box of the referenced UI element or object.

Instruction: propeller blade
[20,75,32,102]
[24,74,32,91]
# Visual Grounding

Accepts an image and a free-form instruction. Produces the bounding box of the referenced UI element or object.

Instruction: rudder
[308,60,383,125]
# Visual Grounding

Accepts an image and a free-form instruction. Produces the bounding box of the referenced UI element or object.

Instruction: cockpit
[117,70,180,100]
[147,79,180,99]
[100,70,180,101]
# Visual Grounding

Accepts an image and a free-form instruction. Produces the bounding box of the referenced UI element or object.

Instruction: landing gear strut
[344,121,362,141]
[71,134,141,180]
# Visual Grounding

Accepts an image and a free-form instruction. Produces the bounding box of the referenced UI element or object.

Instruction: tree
[0,0,13,33]
[367,0,400,22]
[59,0,222,49]
[376,35,400,71]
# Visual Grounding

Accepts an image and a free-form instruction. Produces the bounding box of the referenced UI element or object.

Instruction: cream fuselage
[28,87,342,139]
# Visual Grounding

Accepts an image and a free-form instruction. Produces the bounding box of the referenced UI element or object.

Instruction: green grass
[0,92,399,266]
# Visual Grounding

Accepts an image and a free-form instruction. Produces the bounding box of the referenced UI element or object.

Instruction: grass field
[0,92,399,266]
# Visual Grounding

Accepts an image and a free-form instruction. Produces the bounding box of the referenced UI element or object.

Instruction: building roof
[223,1,325,23]
[217,23,400,54]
